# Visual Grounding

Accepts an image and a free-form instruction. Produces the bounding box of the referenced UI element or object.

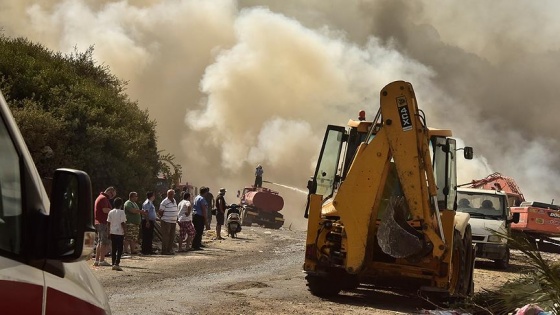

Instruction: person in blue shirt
[192,187,209,250]
[141,191,157,255]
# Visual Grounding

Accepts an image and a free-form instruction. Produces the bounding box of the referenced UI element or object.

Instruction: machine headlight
[488,235,502,243]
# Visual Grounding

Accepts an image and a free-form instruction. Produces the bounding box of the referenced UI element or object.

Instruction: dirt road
[91,226,537,315]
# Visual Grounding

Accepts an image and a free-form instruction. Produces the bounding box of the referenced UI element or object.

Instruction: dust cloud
[2,0,560,229]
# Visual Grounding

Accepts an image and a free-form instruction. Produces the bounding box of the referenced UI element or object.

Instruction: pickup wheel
[306,274,342,297]
[494,247,510,270]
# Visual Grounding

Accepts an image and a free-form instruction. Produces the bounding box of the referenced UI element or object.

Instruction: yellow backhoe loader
[303,81,475,298]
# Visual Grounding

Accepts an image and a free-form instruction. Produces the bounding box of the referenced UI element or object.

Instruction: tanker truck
[238,186,285,229]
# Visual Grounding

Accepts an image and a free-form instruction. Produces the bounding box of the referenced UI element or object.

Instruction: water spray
[263,180,307,195]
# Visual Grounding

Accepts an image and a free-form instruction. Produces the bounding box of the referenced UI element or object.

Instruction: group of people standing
[93,185,229,271]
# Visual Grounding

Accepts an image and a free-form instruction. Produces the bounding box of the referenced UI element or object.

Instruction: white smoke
[2,0,560,228]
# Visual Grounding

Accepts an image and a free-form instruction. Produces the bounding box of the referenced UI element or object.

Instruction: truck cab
[456,187,519,269]
[0,91,110,314]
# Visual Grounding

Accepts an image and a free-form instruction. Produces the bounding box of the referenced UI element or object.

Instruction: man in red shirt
[94,186,116,266]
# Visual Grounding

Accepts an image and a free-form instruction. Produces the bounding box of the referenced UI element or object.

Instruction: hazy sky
[2,0,559,229]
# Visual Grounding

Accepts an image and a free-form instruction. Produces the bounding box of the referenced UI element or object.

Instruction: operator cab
[305,110,474,218]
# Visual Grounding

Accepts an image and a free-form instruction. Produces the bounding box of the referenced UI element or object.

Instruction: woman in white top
[177,192,195,252]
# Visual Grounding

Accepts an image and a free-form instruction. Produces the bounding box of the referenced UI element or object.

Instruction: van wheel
[306,274,342,297]
[494,247,510,270]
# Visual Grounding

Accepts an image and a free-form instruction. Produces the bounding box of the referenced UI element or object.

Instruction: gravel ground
[90,225,554,315]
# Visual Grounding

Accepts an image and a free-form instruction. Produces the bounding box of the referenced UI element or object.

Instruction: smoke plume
[2,0,559,229]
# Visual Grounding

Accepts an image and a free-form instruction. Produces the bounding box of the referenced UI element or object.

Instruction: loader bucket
[377,197,424,258]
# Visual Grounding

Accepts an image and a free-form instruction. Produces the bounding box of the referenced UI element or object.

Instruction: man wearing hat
[214,188,227,240]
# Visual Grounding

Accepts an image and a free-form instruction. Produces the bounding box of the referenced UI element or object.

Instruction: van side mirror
[47,169,95,262]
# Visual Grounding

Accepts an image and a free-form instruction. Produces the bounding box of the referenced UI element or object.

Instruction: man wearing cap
[214,188,227,240]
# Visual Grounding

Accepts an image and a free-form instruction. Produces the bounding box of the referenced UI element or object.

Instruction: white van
[456,187,519,269]
[0,91,110,314]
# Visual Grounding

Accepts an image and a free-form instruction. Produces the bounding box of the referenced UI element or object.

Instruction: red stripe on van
[46,287,107,315]
[0,280,43,314]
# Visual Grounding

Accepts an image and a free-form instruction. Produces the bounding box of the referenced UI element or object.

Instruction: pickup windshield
[457,192,505,219]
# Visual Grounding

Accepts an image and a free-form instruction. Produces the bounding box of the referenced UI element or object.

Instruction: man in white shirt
[159,189,179,255]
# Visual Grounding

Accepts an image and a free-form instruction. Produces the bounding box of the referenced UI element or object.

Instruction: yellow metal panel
[433,210,455,289]
[347,119,373,133]
[379,81,444,258]
[332,130,391,273]
[428,128,452,137]
[380,82,429,220]
[304,194,324,271]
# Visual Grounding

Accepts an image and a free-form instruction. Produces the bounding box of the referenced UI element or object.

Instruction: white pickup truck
[456,187,520,269]
[0,91,110,314]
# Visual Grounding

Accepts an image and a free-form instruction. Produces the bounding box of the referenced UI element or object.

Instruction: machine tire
[462,225,475,295]
[340,274,360,291]
[494,247,510,270]
[306,274,342,297]
[450,229,468,297]
[240,209,252,226]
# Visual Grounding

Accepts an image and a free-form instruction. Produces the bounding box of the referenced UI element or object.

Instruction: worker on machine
[255,164,263,188]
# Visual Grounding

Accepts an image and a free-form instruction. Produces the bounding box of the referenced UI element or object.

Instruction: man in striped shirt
[158,189,179,255]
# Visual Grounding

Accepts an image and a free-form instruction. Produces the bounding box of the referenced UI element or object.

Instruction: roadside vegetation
[0,34,180,194]
[440,230,560,315]
[470,231,560,314]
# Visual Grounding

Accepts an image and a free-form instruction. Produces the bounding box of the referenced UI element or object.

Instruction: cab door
[0,100,45,314]
[305,125,346,217]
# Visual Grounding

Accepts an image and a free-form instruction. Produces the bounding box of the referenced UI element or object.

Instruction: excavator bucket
[377,197,423,258]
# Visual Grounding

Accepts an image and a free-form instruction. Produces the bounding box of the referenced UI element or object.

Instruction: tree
[0,34,162,195]
[158,151,183,189]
